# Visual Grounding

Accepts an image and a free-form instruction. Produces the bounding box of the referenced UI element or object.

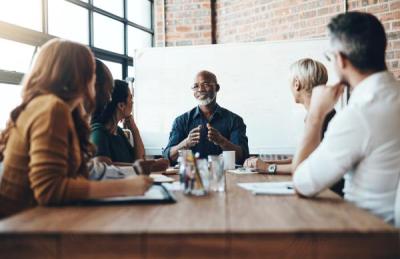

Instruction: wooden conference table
[0,173,398,259]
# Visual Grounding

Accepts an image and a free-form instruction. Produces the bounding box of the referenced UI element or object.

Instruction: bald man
[163,70,249,165]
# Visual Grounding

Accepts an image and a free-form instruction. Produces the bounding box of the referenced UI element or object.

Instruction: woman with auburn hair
[0,39,153,218]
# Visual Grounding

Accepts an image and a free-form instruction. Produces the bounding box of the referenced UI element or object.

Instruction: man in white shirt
[292,11,400,225]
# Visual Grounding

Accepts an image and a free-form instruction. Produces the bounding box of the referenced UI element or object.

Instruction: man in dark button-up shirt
[163,70,249,165]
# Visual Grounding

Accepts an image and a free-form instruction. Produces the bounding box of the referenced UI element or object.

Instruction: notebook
[82,184,176,205]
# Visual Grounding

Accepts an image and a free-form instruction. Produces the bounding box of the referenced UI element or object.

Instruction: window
[0,0,154,80]
[0,83,23,129]
[93,13,124,54]
[101,60,123,80]
[127,0,152,29]
[0,0,154,126]
[128,66,135,78]
[48,0,89,45]
[0,39,36,74]
[0,0,42,31]
[128,26,152,57]
[93,0,123,17]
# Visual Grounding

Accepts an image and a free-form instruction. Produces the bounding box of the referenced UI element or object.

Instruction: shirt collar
[194,103,222,120]
[349,71,394,105]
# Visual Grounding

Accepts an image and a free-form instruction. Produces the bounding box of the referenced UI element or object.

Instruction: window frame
[0,0,154,84]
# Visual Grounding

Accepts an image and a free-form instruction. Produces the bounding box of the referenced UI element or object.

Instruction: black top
[321,110,336,140]
[90,123,135,163]
[321,109,344,197]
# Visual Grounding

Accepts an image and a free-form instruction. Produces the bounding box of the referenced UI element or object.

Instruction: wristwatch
[267,164,277,174]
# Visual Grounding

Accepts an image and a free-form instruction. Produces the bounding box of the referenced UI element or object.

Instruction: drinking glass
[208,155,225,192]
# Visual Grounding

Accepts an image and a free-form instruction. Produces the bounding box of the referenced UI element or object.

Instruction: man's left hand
[309,82,345,119]
[207,123,227,146]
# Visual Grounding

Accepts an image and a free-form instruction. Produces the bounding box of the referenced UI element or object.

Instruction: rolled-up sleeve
[230,116,249,164]
[163,117,186,164]
[293,108,368,197]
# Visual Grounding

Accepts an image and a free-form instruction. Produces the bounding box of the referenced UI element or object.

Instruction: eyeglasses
[191,82,216,91]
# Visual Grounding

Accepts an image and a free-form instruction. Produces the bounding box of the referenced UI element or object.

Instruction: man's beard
[197,94,216,106]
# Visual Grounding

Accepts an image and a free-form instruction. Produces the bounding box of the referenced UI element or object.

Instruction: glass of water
[196,158,210,193]
[208,155,225,192]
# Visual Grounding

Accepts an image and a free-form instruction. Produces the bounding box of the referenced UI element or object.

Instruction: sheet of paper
[93,185,167,202]
[162,181,182,191]
[164,168,179,175]
[228,168,258,174]
[150,174,175,183]
[237,181,295,195]
[118,166,136,176]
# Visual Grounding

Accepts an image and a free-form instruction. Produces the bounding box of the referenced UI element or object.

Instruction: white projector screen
[133,39,339,156]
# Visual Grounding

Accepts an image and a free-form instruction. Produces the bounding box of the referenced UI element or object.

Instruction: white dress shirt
[293,71,400,224]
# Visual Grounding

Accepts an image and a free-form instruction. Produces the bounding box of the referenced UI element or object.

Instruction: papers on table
[118,166,136,176]
[150,174,175,183]
[228,168,258,175]
[237,181,295,195]
[83,184,176,204]
[164,168,179,175]
[162,181,182,191]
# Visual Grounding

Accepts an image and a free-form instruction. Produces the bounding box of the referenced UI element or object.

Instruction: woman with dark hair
[92,59,114,124]
[87,59,125,180]
[0,39,153,218]
[91,79,145,165]
[89,63,169,175]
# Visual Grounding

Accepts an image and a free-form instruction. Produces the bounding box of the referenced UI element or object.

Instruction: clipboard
[81,184,176,205]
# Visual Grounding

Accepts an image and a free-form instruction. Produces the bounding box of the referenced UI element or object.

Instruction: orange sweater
[0,94,89,218]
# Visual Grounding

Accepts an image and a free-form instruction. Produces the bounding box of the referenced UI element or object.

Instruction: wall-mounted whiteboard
[134,39,338,155]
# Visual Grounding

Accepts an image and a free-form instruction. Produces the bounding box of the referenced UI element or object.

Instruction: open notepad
[238,181,295,195]
[82,184,176,205]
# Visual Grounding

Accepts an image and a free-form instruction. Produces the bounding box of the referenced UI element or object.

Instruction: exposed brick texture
[216,0,344,42]
[348,0,400,78]
[154,0,212,47]
[154,0,400,79]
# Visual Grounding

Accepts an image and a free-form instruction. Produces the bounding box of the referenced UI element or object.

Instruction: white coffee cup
[222,151,235,170]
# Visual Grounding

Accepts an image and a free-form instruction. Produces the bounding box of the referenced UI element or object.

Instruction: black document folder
[82,184,176,205]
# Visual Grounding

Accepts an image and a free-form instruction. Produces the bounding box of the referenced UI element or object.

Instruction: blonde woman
[244,58,343,195]
[0,39,153,218]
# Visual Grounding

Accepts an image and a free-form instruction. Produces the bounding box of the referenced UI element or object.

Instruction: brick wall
[348,0,400,78]
[154,0,400,78]
[154,0,213,46]
[216,0,344,42]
